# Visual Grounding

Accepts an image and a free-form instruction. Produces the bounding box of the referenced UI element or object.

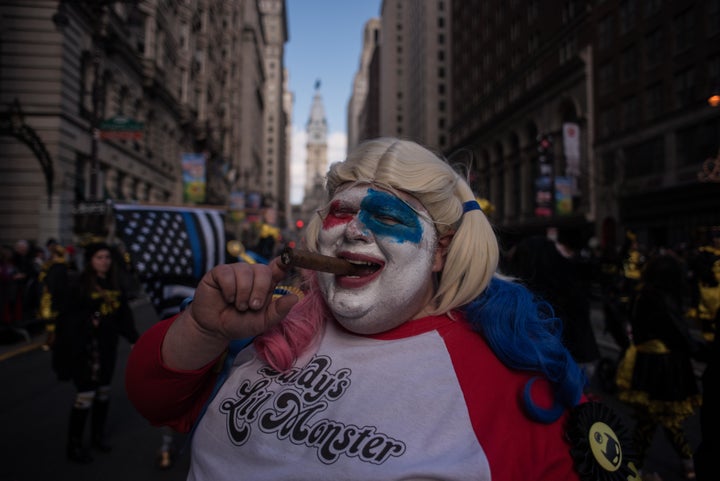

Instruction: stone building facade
[0,0,290,247]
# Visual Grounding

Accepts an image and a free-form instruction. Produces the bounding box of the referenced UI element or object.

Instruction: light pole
[53,1,133,202]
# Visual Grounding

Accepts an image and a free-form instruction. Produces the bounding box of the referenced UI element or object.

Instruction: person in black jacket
[52,242,139,463]
[616,253,702,479]
[505,235,601,381]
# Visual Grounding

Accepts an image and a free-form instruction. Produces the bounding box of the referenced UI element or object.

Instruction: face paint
[357,189,423,244]
[317,185,438,334]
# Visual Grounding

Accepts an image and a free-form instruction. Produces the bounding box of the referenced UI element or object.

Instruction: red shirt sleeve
[124,315,222,433]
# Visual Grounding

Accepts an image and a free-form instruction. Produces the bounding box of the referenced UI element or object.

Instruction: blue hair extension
[464,276,586,423]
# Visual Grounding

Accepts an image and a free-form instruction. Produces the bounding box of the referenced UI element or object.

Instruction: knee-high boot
[91,399,112,452]
[67,407,93,463]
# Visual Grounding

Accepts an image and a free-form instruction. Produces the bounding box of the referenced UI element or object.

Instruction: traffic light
[537,134,553,176]
[295,219,304,229]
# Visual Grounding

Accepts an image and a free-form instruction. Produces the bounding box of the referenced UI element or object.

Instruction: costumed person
[126,138,637,481]
[53,242,139,463]
[505,235,601,383]
[616,253,702,480]
[694,308,720,480]
[254,207,282,261]
[37,243,71,350]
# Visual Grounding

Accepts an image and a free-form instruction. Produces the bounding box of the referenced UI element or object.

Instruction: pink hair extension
[253,276,330,372]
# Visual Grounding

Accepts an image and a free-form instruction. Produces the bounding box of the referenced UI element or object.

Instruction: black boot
[91,399,112,453]
[67,407,93,463]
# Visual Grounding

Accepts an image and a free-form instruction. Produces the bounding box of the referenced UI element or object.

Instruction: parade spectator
[616,253,702,480]
[505,235,601,382]
[0,245,16,325]
[125,138,629,480]
[37,243,72,350]
[9,239,39,322]
[52,242,139,463]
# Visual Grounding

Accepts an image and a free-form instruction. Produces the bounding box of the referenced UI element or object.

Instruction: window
[598,15,614,50]
[619,0,637,35]
[620,46,638,82]
[624,137,664,178]
[644,83,663,120]
[674,68,695,108]
[621,96,639,129]
[598,62,616,94]
[676,118,720,166]
[673,9,695,53]
[644,0,662,17]
[708,0,720,36]
[644,29,664,69]
[599,107,616,138]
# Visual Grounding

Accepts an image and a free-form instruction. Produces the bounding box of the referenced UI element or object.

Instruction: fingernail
[250,298,263,309]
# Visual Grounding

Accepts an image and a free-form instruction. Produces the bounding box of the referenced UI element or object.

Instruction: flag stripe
[113,204,226,317]
[181,211,204,278]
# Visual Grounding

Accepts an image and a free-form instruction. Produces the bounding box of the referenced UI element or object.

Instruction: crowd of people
[1,238,77,333]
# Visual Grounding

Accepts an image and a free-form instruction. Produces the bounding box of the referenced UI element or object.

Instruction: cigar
[280,247,362,276]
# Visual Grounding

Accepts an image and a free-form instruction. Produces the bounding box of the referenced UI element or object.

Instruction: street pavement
[0,299,705,481]
[0,298,191,481]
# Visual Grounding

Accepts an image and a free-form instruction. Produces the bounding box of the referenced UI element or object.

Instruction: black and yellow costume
[616,255,701,477]
[51,242,139,463]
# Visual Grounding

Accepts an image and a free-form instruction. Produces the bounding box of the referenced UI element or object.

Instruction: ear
[432,232,454,272]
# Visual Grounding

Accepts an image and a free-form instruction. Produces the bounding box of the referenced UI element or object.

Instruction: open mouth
[345,258,383,277]
[337,253,384,280]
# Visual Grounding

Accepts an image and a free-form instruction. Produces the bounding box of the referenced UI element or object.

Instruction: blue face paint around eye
[358,189,423,244]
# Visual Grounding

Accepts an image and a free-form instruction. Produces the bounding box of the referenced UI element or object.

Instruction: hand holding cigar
[280,247,363,276]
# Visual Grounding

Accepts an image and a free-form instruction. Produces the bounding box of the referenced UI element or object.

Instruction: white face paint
[317,184,438,334]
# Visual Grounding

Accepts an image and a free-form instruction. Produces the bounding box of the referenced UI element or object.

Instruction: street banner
[114,204,226,318]
[534,176,553,217]
[182,152,206,203]
[563,122,581,178]
[555,176,574,216]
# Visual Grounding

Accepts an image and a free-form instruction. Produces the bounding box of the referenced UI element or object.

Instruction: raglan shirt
[126,312,580,481]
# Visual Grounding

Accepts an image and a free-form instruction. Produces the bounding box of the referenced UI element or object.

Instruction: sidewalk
[0,320,47,361]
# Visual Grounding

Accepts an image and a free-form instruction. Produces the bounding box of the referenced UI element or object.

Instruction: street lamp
[53,1,137,202]
[708,82,720,107]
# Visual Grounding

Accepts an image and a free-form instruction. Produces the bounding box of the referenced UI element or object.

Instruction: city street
[0,300,704,481]
[0,299,191,481]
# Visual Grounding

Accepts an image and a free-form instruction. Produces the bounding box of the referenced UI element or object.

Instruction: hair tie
[462,200,482,214]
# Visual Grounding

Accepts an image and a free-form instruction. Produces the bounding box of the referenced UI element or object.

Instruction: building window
[599,107,616,138]
[644,83,663,120]
[601,152,615,185]
[598,62,616,94]
[674,9,695,54]
[527,0,539,22]
[644,28,664,69]
[624,136,664,178]
[621,96,639,129]
[676,118,720,166]
[598,15,614,50]
[674,68,695,108]
[619,0,637,35]
[708,0,720,36]
[644,0,662,17]
[620,46,638,82]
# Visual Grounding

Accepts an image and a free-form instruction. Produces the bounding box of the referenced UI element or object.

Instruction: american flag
[113,204,226,319]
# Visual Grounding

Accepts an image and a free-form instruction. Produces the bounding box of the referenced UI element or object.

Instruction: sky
[285,0,382,204]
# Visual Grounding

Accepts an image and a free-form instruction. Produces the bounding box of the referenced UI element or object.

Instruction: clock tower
[304,80,328,208]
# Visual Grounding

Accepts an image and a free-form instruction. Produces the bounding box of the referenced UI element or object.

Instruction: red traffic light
[295,219,304,229]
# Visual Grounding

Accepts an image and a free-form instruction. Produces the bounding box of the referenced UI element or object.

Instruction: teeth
[346,259,377,266]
